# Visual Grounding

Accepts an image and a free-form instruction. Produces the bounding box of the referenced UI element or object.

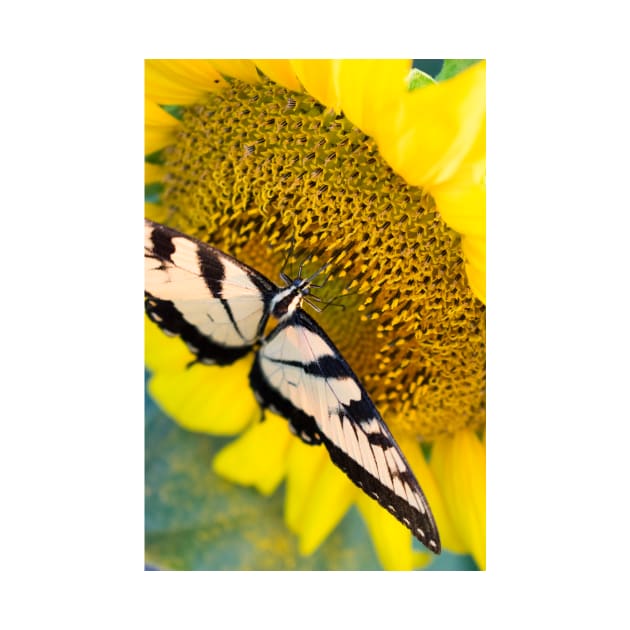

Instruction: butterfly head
[270,258,331,321]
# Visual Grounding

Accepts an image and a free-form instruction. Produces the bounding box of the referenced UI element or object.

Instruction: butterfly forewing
[250,311,441,553]
[145,219,275,364]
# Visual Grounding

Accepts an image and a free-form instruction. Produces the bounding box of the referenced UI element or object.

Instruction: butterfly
[144,218,441,553]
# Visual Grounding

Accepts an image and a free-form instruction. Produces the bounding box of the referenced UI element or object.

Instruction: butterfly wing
[145,219,276,365]
[249,310,441,553]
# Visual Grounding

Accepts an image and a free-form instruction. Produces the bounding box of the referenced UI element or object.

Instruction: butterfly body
[268,279,311,321]
[145,219,441,553]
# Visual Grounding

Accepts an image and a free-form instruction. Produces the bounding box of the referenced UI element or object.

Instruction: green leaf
[412,59,443,78]
[407,68,436,92]
[437,59,483,82]
[145,182,164,204]
[160,104,185,121]
[145,149,167,165]
[425,550,479,571]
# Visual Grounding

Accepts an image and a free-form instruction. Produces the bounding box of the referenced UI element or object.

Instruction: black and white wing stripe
[145,218,441,553]
[250,311,441,553]
[145,219,275,365]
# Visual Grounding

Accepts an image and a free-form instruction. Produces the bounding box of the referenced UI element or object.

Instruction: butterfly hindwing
[250,310,441,553]
[145,219,275,365]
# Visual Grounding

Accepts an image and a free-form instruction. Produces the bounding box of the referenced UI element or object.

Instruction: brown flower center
[155,78,485,441]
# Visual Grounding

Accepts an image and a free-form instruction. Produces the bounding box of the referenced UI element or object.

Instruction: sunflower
[144,59,486,570]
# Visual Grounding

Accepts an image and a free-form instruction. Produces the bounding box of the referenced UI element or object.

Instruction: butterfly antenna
[309,279,362,312]
[303,296,324,313]
[297,253,316,280]
[279,237,297,285]
[305,261,332,286]
[304,294,346,313]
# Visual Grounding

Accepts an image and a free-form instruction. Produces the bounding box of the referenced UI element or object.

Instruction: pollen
[157,78,485,441]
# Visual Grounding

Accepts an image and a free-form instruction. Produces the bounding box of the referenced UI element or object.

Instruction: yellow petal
[431,116,485,236]
[376,60,486,189]
[431,180,485,239]
[144,315,191,373]
[430,119,485,304]
[209,59,260,84]
[145,126,176,155]
[356,492,418,570]
[148,362,258,435]
[284,439,327,533]
[461,234,486,304]
[254,59,303,92]
[146,318,258,435]
[145,161,165,183]
[145,202,172,226]
[145,98,179,128]
[145,98,179,154]
[145,59,224,104]
[152,59,228,91]
[396,435,467,554]
[285,440,358,555]
[296,465,358,556]
[337,59,411,139]
[213,412,291,495]
[289,59,341,112]
[430,429,486,569]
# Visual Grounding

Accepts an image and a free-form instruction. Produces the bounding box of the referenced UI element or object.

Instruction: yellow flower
[145,59,486,570]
